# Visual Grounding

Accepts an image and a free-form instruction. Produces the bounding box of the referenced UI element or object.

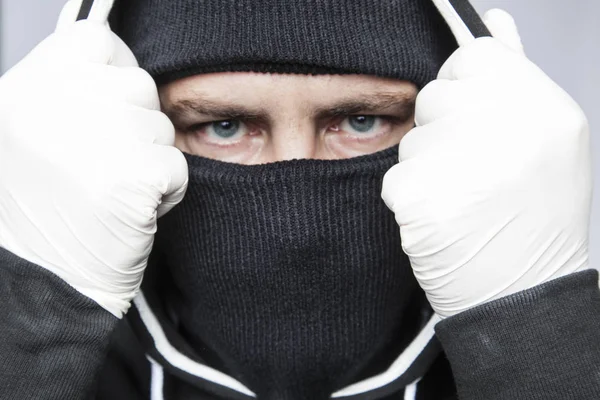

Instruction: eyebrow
[164,98,267,123]
[313,92,415,120]
[163,91,416,125]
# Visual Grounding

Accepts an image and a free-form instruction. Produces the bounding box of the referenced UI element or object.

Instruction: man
[0,0,598,399]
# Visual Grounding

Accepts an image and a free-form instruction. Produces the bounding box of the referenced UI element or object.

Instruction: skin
[159,72,418,164]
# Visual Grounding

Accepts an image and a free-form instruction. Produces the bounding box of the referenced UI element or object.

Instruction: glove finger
[107,33,139,68]
[400,117,486,163]
[146,145,189,218]
[381,161,406,215]
[56,63,158,109]
[437,37,526,81]
[381,159,432,226]
[97,107,175,146]
[56,0,135,66]
[414,79,465,127]
[399,123,446,162]
[483,9,525,56]
[405,78,490,161]
[44,20,138,67]
[140,112,176,147]
[83,0,115,24]
[56,0,86,32]
[99,66,160,109]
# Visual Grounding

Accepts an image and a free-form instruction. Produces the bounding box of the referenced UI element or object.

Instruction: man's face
[159,73,417,164]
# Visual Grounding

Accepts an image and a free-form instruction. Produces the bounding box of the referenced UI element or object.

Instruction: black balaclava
[109,0,457,88]
[110,1,458,399]
[148,148,432,399]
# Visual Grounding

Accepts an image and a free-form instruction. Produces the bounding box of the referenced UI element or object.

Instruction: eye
[206,120,247,140]
[339,115,384,135]
[347,115,375,132]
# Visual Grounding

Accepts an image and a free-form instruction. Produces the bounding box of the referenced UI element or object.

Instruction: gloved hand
[382,9,592,318]
[0,0,188,318]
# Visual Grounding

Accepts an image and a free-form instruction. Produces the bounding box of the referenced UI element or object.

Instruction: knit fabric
[0,247,118,400]
[109,0,457,87]
[436,269,600,400]
[146,146,431,400]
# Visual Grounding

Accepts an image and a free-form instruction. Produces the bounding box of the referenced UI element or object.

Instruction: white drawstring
[404,377,422,400]
[430,0,476,46]
[148,356,165,400]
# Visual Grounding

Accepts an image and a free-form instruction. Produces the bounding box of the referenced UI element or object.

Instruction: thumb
[51,0,136,67]
[483,9,525,56]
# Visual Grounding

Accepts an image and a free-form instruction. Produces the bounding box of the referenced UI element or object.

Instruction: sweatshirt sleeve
[0,247,119,399]
[435,269,600,400]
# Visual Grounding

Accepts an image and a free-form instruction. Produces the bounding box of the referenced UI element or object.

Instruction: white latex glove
[0,0,188,318]
[382,9,592,318]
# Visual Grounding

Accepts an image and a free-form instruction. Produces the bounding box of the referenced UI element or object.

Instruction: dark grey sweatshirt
[1,246,600,400]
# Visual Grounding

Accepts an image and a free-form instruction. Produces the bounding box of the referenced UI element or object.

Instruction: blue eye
[344,115,378,134]
[211,120,241,138]
[348,116,376,133]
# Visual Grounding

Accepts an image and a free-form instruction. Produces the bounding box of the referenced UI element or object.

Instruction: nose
[267,121,318,162]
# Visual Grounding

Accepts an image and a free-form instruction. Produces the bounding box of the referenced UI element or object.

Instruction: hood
[75,0,489,88]
[77,0,489,40]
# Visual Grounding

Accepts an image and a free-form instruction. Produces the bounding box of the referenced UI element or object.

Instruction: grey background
[1,0,599,263]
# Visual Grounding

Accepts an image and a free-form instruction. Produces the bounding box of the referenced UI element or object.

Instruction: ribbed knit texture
[149,147,427,400]
[435,269,600,400]
[0,247,118,399]
[109,0,457,87]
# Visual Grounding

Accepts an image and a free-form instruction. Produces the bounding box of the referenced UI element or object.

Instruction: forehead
[159,72,418,111]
